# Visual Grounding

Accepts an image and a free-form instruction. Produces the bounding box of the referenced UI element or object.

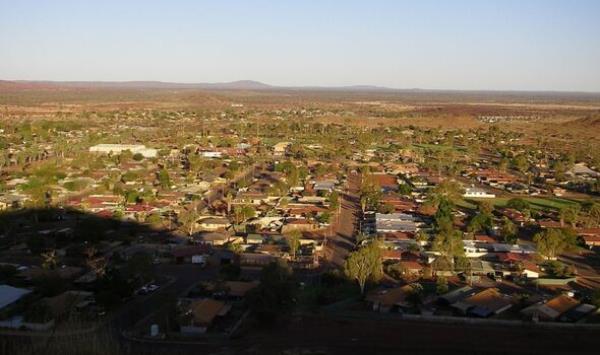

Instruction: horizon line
[3,78,600,95]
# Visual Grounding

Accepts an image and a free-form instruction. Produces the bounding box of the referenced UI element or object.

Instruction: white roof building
[463,187,496,199]
[89,144,158,158]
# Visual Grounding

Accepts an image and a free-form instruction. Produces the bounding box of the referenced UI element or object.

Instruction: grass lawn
[461,197,582,211]
[412,143,465,152]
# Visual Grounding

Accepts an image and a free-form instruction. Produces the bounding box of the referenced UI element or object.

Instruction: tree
[397,183,412,196]
[432,225,464,266]
[234,204,255,224]
[247,261,295,324]
[433,198,454,232]
[329,190,340,211]
[125,252,154,283]
[285,230,301,260]
[430,180,464,205]
[345,241,382,294]
[533,228,577,259]
[512,155,529,174]
[359,173,382,212]
[559,205,581,228]
[179,204,200,236]
[226,242,244,255]
[507,198,530,212]
[41,249,58,270]
[144,213,161,226]
[500,217,518,244]
[157,168,171,189]
[589,203,600,227]
[467,213,493,234]
[436,276,449,294]
[219,263,241,280]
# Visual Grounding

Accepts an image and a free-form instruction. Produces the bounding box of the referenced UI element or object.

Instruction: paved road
[323,172,360,268]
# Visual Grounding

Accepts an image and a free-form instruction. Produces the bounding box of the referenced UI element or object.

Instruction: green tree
[179,205,199,236]
[467,212,493,234]
[589,203,600,227]
[329,190,340,211]
[500,217,518,244]
[512,155,529,174]
[430,180,464,205]
[559,205,581,228]
[533,228,577,259]
[247,261,296,324]
[41,249,58,270]
[436,276,449,294]
[507,198,530,212]
[432,225,464,264]
[285,229,302,260]
[157,168,171,189]
[345,240,383,294]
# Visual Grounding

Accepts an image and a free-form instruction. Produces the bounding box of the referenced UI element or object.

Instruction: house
[313,180,337,193]
[245,233,265,245]
[180,299,231,334]
[223,281,259,299]
[381,249,403,261]
[365,285,416,313]
[372,174,399,192]
[559,303,597,323]
[89,144,157,158]
[521,261,541,279]
[171,245,212,264]
[566,163,600,179]
[197,217,231,231]
[452,288,512,317]
[273,142,291,156]
[391,163,420,177]
[521,295,579,321]
[398,260,425,276]
[281,219,319,234]
[577,228,600,247]
[234,191,271,205]
[240,252,277,266]
[438,286,476,306]
[194,232,236,246]
[200,151,222,158]
[463,187,496,199]
[373,213,418,233]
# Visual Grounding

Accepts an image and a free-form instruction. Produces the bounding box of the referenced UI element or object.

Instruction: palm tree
[41,250,58,270]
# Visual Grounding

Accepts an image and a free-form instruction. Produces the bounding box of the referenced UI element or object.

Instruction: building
[521,295,579,321]
[273,142,291,156]
[463,187,496,199]
[89,144,157,158]
[197,217,231,231]
[452,288,512,317]
[373,213,418,233]
[365,285,415,313]
[180,299,231,334]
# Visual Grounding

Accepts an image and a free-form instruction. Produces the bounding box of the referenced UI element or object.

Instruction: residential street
[323,172,360,268]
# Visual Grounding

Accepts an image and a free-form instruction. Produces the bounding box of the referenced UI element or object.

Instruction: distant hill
[2,80,600,100]
[4,79,274,91]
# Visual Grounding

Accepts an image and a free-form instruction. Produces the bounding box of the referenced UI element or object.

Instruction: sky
[1,0,600,92]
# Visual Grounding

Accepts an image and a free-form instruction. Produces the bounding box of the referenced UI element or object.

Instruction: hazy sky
[1,0,600,91]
